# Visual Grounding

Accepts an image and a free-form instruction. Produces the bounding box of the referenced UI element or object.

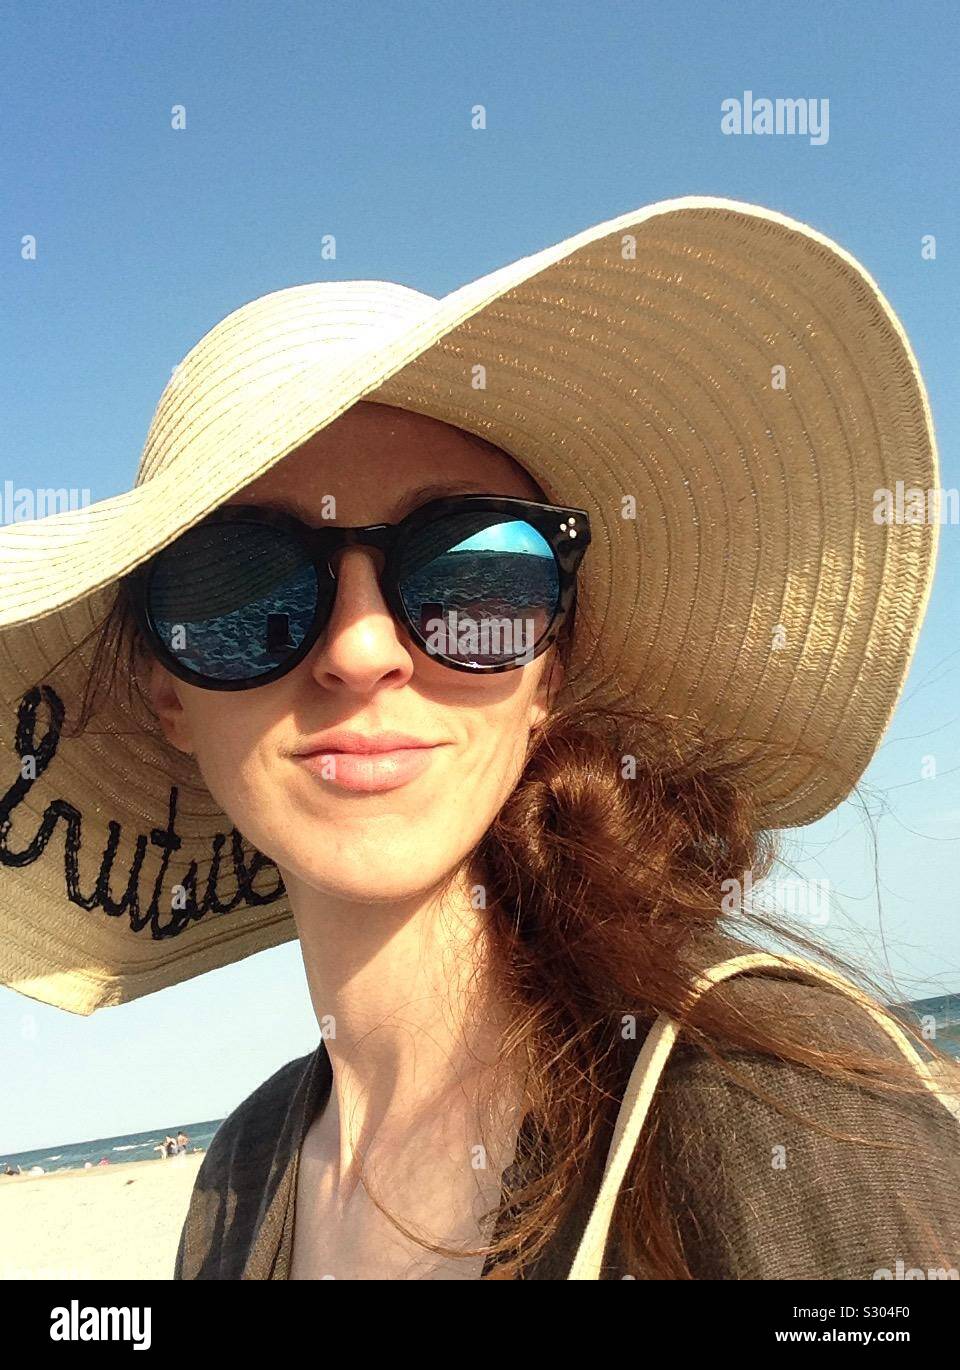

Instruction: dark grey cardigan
[174,969,960,1280]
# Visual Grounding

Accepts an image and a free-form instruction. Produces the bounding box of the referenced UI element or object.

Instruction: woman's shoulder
[669,932,947,1060]
[655,958,956,1124]
[639,957,960,1280]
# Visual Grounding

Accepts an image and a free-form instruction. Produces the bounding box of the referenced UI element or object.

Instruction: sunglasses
[124,495,592,691]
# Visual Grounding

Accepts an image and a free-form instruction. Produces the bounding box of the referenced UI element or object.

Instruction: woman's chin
[279,855,465,907]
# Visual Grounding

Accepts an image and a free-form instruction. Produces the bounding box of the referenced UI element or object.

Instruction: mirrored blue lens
[148,522,320,681]
[398,515,559,666]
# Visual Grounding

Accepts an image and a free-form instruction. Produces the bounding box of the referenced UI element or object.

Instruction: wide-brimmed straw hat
[0,195,939,1015]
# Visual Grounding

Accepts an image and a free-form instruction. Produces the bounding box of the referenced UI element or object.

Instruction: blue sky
[2,0,959,1153]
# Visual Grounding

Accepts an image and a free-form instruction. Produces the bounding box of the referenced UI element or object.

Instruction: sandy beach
[0,1152,204,1281]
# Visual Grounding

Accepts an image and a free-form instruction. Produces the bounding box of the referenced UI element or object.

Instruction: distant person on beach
[177,1132,189,1152]
[3,1163,20,1177]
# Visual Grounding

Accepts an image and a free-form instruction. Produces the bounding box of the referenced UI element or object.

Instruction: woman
[1,197,958,1280]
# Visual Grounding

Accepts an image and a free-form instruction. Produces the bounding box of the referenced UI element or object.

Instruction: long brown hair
[66,556,958,1281]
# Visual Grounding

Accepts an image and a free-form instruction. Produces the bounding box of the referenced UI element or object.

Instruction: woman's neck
[284,868,519,1192]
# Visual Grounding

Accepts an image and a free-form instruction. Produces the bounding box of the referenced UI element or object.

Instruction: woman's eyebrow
[232,481,491,525]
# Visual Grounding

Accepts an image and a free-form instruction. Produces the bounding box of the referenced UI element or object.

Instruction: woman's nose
[306,545,415,691]
[326,541,387,584]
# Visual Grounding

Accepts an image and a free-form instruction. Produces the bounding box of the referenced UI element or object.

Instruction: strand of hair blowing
[468,698,950,1279]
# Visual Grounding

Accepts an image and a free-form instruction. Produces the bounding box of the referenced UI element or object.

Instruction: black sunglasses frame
[124,494,592,692]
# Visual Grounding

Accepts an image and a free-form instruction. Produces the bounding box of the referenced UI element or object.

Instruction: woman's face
[149,402,562,907]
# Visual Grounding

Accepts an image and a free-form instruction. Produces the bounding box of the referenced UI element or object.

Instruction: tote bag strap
[566,949,959,1280]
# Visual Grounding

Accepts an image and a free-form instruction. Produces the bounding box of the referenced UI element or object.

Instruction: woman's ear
[148,660,195,755]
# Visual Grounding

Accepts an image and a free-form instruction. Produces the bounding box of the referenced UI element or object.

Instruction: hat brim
[0,195,938,1013]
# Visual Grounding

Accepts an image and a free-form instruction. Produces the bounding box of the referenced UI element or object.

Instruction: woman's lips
[294,746,443,793]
